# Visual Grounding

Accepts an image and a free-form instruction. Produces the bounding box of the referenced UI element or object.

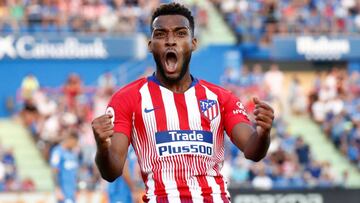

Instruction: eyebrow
[153,26,190,32]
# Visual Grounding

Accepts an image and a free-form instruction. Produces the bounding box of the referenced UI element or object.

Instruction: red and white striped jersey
[107,75,251,203]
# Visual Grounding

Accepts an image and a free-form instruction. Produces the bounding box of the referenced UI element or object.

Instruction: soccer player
[92,2,274,202]
[50,131,79,203]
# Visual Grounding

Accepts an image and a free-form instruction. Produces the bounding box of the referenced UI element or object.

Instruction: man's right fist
[92,114,114,148]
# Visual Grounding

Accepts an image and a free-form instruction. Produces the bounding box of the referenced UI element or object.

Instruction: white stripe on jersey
[184,88,205,202]
[206,176,224,202]
[160,87,180,130]
[188,176,205,203]
[147,173,156,203]
[159,87,181,203]
[184,88,203,130]
[139,83,157,200]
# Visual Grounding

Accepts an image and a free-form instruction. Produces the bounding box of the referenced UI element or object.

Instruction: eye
[177,30,188,37]
[154,31,166,38]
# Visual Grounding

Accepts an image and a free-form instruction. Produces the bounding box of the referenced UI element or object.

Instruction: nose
[165,33,176,47]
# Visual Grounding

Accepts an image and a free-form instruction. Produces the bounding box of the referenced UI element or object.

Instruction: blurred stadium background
[0,0,359,202]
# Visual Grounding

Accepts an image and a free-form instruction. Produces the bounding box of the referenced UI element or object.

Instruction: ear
[191,38,198,51]
[148,40,152,53]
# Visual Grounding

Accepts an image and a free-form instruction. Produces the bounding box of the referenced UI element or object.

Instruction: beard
[153,52,192,83]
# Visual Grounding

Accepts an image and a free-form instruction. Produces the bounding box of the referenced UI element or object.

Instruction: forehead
[152,15,190,29]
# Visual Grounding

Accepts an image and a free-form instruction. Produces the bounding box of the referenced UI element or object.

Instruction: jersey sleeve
[106,91,133,142]
[223,93,252,139]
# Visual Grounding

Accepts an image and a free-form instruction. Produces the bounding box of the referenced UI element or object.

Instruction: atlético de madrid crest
[199,99,219,121]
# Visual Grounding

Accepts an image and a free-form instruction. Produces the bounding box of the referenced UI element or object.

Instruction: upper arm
[106,90,135,143]
[223,92,252,142]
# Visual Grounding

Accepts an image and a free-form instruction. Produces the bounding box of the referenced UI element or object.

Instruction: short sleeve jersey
[107,75,251,203]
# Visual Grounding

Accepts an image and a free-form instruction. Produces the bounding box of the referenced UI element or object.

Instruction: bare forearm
[243,130,270,162]
[95,146,123,182]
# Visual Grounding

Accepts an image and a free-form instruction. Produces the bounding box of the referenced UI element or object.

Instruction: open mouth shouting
[164,50,178,74]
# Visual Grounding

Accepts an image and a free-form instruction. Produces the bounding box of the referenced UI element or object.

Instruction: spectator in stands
[251,162,273,190]
[26,0,43,32]
[251,63,264,86]
[212,0,360,44]
[264,64,284,99]
[63,73,83,111]
[41,0,60,32]
[97,71,117,94]
[295,137,310,166]
[8,0,25,32]
[221,66,239,87]
[0,1,8,31]
[310,68,360,169]
[288,75,307,114]
[230,156,250,187]
[281,132,297,154]
[20,73,40,103]
[306,159,322,180]
[19,102,39,133]
[238,65,252,87]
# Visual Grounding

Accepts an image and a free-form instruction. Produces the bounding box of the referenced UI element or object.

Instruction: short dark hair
[151,2,195,37]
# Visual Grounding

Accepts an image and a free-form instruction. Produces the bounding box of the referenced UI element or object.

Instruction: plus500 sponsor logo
[155,130,213,157]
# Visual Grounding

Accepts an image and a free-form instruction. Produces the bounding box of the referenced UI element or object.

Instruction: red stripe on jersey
[214,176,229,203]
[132,102,151,202]
[196,176,213,203]
[173,93,192,202]
[147,81,167,202]
[148,81,167,131]
[194,84,211,131]
[174,93,190,130]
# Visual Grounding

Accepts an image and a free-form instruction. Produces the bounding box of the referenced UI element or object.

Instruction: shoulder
[198,79,233,101]
[110,77,147,101]
[199,80,231,94]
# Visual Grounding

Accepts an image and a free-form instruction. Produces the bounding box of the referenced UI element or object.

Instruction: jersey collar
[147,73,199,89]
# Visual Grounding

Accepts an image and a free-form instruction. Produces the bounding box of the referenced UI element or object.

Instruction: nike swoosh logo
[144,107,158,113]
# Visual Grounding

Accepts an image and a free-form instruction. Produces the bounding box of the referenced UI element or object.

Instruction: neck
[155,71,192,93]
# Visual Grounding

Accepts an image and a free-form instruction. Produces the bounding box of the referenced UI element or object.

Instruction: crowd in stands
[0,142,35,192]
[0,0,208,37]
[4,0,360,45]
[212,0,360,44]
[221,64,346,189]
[18,71,144,193]
[309,68,360,169]
[18,72,107,192]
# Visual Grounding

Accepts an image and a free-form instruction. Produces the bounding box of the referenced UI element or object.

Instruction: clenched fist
[253,97,274,136]
[92,114,114,148]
